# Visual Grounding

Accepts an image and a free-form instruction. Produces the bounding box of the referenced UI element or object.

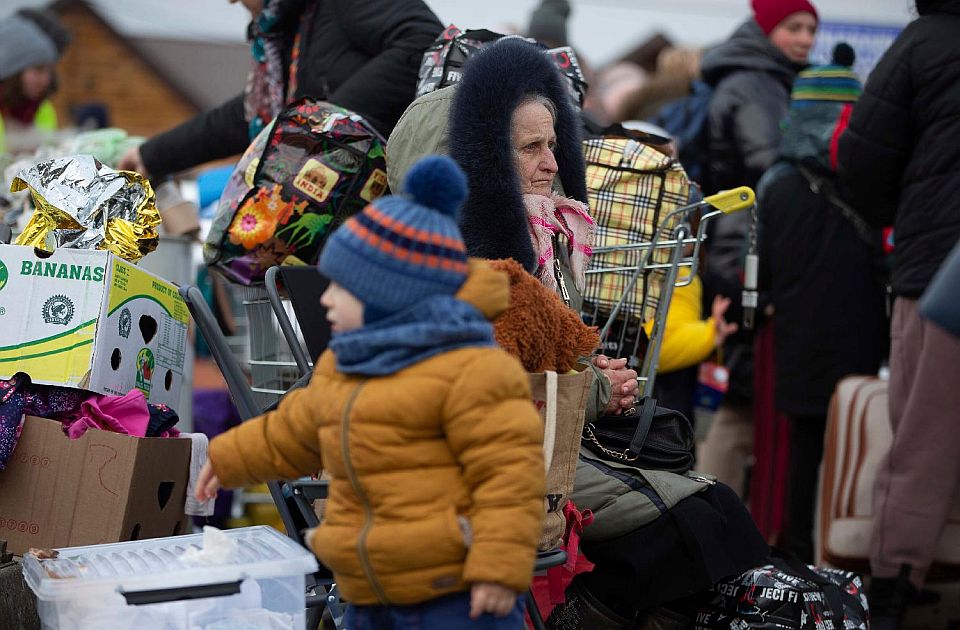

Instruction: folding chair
[179,284,344,629]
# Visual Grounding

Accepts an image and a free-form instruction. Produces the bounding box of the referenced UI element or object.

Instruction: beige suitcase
[817,375,960,572]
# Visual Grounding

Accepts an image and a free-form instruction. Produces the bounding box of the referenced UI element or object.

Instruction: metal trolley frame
[582,186,755,399]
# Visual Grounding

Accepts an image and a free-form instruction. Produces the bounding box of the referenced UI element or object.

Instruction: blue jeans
[342,591,526,629]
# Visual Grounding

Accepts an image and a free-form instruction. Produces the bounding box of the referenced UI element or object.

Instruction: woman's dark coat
[758,163,887,417]
[140,0,442,179]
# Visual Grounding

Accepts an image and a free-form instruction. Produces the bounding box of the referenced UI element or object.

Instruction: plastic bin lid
[23,526,319,601]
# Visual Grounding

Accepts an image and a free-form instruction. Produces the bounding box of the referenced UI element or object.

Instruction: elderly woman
[387,38,767,627]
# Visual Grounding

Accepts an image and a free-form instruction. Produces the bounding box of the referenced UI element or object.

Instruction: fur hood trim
[450,38,587,272]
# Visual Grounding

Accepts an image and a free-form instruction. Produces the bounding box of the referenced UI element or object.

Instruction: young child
[195,155,546,628]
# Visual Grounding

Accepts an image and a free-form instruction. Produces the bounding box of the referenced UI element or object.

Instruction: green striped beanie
[790,43,862,108]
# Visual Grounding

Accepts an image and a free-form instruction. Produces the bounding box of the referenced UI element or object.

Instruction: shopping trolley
[582,186,756,398]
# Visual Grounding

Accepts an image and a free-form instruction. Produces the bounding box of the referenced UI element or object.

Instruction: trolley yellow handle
[704,186,755,214]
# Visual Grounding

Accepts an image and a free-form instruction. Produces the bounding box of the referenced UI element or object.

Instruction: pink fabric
[523,192,594,293]
[529,501,596,624]
[64,389,151,439]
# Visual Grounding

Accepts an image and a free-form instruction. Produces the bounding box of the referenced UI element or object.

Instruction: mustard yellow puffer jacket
[208,261,545,605]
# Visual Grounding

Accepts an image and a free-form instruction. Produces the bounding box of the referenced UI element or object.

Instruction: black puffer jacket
[701,19,804,195]
[140,0,442,180]
[838,1,960,298]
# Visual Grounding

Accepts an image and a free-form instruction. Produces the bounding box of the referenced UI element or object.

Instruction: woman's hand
[594,355,639,415]
[195,461,221,502]
[117,146,147,176]
[470,582,517,619]
[711,295,739,347]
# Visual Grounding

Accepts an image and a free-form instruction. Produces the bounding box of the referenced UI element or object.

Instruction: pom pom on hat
[319,155,470,322]
[403,155,468,220]
[832,43,855,68]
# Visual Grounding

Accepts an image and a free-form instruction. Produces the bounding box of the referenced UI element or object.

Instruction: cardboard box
[0,416,191,555]
[0,244,189,408]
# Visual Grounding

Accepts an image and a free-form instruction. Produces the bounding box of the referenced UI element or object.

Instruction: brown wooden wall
[49,3,200,138]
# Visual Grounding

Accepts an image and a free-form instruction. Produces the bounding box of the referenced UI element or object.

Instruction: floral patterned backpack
[204,99,388,285]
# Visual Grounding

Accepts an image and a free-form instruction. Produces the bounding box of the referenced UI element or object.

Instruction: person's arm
[729,76,787,187]
[207,373,325,488]
[837,36,914,226]
[137,94,250,180]
[646,279,714,373]
[442,351,545,594]
[328,0,442,132]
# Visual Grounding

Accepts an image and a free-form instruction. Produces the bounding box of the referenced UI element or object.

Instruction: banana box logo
[118,308,132,339]
[135,347,155,396]
[42,295,75,326]
[0,260,7,292]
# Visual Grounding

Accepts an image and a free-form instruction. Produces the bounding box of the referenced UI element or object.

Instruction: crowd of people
[3,0,958,628]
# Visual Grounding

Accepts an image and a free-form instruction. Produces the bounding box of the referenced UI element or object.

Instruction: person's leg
[343,603,394,630]
[407,591,526,629]
[871,298,960,588]
[785,415,827,564]
[696,401,754,497]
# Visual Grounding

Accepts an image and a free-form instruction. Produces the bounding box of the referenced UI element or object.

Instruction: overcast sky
[1,0,915,65]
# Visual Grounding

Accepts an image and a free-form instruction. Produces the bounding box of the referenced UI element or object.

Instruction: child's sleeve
[208,381,325,489]
[644,276,717,373]
[442,351,546,593]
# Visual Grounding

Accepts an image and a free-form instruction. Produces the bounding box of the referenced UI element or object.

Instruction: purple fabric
[0,374,30,472]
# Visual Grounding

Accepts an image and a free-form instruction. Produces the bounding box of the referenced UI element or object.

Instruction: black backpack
[652,80,713,186]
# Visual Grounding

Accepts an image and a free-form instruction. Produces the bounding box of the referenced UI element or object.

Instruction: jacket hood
[701,19,803,88]
[449,38,587,272]
[780,102,849,172]
[456,258,511,321]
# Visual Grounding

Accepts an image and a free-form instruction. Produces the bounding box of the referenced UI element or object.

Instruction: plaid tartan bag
[583,138,693,330]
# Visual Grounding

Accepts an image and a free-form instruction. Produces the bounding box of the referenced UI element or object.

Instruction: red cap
[751,0,818,35]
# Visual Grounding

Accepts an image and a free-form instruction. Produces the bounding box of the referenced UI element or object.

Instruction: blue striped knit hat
[790,43,862,109]
[318,155,470,322]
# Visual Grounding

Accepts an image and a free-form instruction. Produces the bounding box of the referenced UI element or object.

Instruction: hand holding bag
[581,396,695,474]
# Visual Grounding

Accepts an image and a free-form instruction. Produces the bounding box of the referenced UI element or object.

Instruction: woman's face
[511,100,559,197]
[769,12,818,64]
[20,65,53,101]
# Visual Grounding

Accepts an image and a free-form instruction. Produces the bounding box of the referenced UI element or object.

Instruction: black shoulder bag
[581,397,695,474]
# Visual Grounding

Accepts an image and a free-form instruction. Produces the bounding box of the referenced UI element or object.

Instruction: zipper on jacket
[552,235,571,306]
[339,381,390,604]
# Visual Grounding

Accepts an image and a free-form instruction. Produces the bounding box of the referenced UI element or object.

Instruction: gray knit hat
[0,15,58,81]
[527,0,571,47]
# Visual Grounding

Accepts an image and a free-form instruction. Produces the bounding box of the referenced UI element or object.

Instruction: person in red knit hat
[696,0,817,501]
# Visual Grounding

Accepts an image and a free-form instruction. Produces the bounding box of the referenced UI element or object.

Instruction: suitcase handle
[120,579,243,605]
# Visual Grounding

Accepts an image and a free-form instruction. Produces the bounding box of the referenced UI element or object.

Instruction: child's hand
[195,461,221,502]
[711,295,739,347]
[469,582,517,619]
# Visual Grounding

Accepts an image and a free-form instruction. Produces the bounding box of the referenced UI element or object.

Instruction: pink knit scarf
[523,193,595,293]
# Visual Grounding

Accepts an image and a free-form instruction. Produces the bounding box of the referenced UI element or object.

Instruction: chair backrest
[280,266,332,363]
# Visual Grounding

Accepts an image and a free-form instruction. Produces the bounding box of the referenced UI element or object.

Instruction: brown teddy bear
[490,258,600,373]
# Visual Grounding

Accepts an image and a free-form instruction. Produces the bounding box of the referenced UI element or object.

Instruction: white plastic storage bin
[22,526,319,630]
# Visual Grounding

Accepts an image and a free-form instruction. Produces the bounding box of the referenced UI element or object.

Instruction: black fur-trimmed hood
[449,38,587,272]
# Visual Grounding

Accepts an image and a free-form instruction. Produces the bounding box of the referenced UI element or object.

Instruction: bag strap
[796,165,877,249]
[627,397,657,457]
[541,370,558,474]
[768,549,846,622]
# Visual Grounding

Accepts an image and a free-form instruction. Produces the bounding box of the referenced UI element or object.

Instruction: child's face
[320,282,364,333]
